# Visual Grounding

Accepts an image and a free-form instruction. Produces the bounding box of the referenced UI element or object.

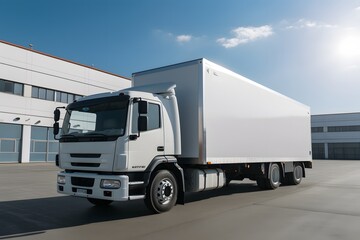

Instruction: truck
[53,58,312,213]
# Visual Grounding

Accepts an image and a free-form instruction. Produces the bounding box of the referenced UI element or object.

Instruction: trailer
[54,58,312,213]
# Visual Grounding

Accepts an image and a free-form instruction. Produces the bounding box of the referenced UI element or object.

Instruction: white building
[0,40,130,163]
[311,112,360,160]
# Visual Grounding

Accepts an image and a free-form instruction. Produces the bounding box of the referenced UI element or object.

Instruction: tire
[265,163,281,189]
[286,163,303,185]
[87,198,113,206]
[145,170,178,213]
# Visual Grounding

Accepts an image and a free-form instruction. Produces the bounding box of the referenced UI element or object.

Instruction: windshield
[62,96,129,138]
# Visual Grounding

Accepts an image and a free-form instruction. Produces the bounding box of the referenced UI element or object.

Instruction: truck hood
[59,141,116,172]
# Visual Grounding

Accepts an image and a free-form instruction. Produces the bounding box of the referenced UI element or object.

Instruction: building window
[1,139,16,152]
[39,88,46,99]
[32,86,82,103]
[328,143,360,160]
[311,127,324,133]
[32,86,39,98]
[46,89,54,101]
[60,92,68,103]
[0,123,22,162]
[327,125,360,132]
[68,94,74,103]
[32,86,54,101]
[14,83,23,95]
[312,143,325,159]
[0,79,23,96]
[30,126,59,162]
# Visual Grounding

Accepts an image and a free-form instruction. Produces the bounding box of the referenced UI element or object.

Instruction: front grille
[70,153,101,158]
[71,162,100,167]
[71,177,95,187]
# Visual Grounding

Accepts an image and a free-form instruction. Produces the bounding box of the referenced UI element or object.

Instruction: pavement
[1,160,360,240]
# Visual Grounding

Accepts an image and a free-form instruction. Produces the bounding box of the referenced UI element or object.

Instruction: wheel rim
[156,178,174,205]
[294,165,302,181]
[271,165,280,184]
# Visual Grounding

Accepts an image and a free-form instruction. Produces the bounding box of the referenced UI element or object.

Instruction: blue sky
[1,0,360,114]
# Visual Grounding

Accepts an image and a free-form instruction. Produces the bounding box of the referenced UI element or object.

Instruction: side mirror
[138,116,148,132]
[138,101,148,114]
[53,122,60,135]
[54,109,60,122]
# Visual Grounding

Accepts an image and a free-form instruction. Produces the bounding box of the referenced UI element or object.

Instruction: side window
[131,102,161,133]
[148,103,160,130]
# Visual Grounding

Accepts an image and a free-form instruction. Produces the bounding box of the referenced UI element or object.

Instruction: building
[0,40,131,163]
[311,112,360,160]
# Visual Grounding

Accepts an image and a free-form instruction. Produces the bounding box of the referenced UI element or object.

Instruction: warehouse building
[312,112,360,160]
[0,40,130,163]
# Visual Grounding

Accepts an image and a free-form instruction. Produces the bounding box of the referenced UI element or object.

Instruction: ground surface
[0,160,360,240]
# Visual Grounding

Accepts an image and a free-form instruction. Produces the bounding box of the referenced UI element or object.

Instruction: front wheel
[145,170,178,213]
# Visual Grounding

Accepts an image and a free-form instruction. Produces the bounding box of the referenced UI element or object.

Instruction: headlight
[57,175,66,184]
[100,179,121,189]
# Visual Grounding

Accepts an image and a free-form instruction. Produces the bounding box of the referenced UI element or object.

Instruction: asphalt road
[1,160,360,240]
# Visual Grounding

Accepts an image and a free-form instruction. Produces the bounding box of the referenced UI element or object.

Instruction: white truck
[54,58,312,213]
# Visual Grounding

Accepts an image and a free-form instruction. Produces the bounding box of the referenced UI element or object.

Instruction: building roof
[0,39,131,80]
[312,112,360,117]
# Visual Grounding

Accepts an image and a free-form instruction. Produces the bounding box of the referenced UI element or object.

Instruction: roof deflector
[124,82,176,95]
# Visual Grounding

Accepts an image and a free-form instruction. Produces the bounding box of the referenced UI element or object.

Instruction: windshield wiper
[83,132,108,137]
[61,134,78,138]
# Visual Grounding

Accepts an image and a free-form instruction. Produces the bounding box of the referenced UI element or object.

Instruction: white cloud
[355,6,360,11]
[217,25,273,48]
[154,30,194,44]
[176,35,192,43]
[285,19,337,30]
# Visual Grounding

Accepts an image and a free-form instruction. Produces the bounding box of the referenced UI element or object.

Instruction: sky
[1,0,360,114]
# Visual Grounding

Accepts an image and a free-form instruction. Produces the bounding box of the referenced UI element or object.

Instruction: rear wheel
[265,163,281,189]
[285,163,303,185]
[145,170,178,213]
[87,198,113,206]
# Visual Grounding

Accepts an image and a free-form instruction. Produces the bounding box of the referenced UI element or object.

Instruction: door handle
[157,146,164,151]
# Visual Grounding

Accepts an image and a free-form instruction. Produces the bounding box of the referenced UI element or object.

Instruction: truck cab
[55,83,183,212]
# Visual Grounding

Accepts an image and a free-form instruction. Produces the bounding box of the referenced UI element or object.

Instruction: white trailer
[133,59,312,165]
[54,58,312,213]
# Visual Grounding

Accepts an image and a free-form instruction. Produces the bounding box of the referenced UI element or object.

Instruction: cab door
[128,100,164,170]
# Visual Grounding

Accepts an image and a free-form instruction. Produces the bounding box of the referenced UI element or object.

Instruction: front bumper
[57,171,130,201]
